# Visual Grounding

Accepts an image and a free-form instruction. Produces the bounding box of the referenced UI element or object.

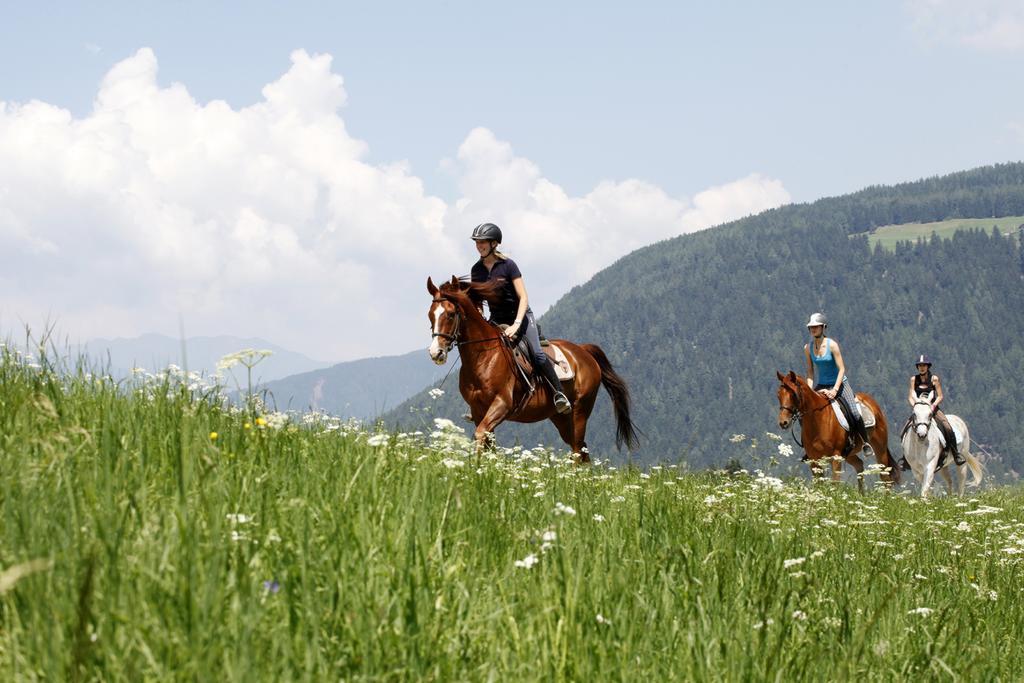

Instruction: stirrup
[553,392,572,414]
[861,443,875,459]
[952,451,966,466]
[899,457,911,472]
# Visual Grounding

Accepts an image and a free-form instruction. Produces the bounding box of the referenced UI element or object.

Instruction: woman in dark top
[908,354,964,465]
[469,222,571,414]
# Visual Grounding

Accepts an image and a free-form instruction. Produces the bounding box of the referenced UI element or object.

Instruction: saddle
[500,325,574,384]
[829,399,875,431]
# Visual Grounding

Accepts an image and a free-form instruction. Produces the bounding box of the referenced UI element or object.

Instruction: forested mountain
[261,349,446,419]
[388,163,1024,478]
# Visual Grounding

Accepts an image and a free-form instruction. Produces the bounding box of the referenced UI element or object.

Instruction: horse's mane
[438,277,505,310]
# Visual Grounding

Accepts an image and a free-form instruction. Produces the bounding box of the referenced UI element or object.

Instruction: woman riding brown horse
[776,370,901,490]
[427,275,638,462]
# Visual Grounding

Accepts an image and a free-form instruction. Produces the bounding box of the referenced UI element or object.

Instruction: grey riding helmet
[914,354,932,367]
[806,312,828,328]
[471,222,502,243]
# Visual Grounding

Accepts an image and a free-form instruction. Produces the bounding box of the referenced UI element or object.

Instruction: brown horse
[775,371,900,490]
[427,276,639,462]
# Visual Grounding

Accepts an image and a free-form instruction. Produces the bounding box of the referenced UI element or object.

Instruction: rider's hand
[821,388,836,400]
[504,322,521,338]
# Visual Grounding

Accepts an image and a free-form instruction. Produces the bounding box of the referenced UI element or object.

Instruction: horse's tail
[580,343,640,451]
[963,452,984,488]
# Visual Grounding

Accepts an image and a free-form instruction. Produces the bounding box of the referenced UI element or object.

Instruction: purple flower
[263,580,280,594]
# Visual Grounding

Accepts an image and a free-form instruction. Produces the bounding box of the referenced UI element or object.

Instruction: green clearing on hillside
[865,216,1024,250]
[2,349,1024,680]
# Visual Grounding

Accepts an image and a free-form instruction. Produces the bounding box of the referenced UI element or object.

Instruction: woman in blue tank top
[803,312,874,459]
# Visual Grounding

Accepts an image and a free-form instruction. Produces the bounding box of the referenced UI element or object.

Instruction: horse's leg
[474,396,511,450]
[940,467,954,496]
[845,453,866,493]
[550,412,578,460]
[830,454,843,484]
[569,387,598,463]
[920,448,938,498]
[808,457,826,481]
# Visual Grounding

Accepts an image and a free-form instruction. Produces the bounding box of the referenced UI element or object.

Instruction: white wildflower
[514,554,539,569]
[593,514,605,522]
[226,513,252,525]
[777,443,795,458]
[428,388,445,399]
[791,610,807,621]
[729,434,746,443]
[765,432,782,441]
[441,458,465,469]
[554,502,577,516]
[596,614,611,625]
[907,607,933,616]
[366,434,389,447]
[784,557,806,569]
[753,618,774,630]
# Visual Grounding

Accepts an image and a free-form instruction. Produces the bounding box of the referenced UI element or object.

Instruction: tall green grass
[0,345,1022,680]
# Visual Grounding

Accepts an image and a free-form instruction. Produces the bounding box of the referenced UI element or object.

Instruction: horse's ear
[427,277,438,296]
[776,371,785,382]
[449,275,460,287]
[787,370,797,382]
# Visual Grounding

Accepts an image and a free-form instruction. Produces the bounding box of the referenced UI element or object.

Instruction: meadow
[865,215,1024,251]
[0,346,1022,681]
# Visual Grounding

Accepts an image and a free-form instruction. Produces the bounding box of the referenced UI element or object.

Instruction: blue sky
[1,1,1023,359]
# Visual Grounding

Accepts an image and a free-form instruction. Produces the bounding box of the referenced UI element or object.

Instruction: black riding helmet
[471,222,502,243]
[914,354,932,367]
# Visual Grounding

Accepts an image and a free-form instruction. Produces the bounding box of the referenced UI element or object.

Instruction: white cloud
[0,48,788,361]
[907,0,1024,52]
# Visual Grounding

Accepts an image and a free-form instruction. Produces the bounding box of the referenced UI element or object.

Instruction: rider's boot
[854,416,875,459]
[539,360,571,414]
[949,437,965,466]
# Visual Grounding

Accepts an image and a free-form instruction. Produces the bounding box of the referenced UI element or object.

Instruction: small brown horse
[427,276,639,461]
[775,371,900,490]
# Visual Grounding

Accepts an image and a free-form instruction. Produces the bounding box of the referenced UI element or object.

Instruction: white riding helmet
[806,312,828,328]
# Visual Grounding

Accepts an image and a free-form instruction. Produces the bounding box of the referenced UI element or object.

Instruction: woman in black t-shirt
[469,222,571,414]
[907,354,964,465]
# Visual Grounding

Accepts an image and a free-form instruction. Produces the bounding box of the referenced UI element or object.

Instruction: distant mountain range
[259,349,447,420]
[82,333,330,384]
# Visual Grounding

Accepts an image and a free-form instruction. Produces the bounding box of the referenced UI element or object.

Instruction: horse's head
[426,276,463,365]
[911,392,934,440]
[776,371,802,429]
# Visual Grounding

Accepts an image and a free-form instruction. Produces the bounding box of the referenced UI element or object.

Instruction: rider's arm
[804,344,814,388]
[828,341,845,398]
[505,277,529,337]
[908,376,917,407]
[932,374,944,410]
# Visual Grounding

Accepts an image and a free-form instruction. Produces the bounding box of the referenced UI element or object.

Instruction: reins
[431,294,537,414]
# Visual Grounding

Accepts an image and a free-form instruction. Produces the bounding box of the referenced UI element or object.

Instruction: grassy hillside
[2,349,1024,680]
[864,216,1024,251]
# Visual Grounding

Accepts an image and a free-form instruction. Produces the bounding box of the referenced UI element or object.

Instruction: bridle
[911,397,934,435]
[778,385,802,422]
[431,297,462,349]
[430,296,508,350]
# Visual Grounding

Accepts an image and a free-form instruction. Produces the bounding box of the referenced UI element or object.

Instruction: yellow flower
[255,417,267,427]
[244,422,252,430]
[209,431,218,441]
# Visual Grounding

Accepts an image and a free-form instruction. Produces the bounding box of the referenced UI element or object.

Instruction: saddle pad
[830,399,875,431]
[546,343,574,381]
[935,422,964,450]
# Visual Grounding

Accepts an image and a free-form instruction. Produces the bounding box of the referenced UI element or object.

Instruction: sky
[1,1,1023,362]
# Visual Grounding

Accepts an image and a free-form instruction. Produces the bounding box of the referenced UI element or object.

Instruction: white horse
[901,394,982,497]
